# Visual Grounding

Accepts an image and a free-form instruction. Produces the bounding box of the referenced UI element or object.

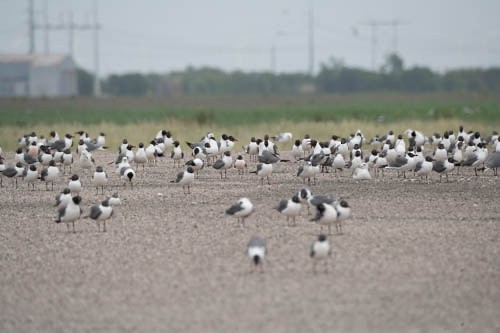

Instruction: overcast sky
[1,0,499,76]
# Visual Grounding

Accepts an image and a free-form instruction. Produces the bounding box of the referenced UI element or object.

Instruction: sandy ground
[0,149,499,333]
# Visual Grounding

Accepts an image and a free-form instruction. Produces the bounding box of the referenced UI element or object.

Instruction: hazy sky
[1,0,499,76]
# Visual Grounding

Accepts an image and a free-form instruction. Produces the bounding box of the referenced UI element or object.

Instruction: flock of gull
[1,125,499,272]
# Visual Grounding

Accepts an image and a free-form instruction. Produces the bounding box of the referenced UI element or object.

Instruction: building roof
[0,54,72,67]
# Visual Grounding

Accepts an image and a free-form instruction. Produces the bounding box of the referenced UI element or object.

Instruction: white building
[0,54,78,97]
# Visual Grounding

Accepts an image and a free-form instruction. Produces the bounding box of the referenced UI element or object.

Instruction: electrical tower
[363,20,404,71]
[27,0,101,96]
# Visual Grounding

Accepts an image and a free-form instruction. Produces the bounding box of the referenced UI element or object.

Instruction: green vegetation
[1,93,499,128]
[1,93,498,151]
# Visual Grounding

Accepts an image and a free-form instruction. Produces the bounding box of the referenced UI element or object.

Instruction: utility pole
[28,0,35,54]
[43,0,49,54]
[68,11,74,57]
[93,0,101,97]
[308,0,314,76]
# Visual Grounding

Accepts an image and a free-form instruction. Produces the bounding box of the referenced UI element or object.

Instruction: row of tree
[78,54,500,96]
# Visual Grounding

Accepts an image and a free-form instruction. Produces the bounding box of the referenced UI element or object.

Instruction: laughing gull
[463,143,488,176]
[484,151,500,176]
[404,129,426,148]
[40,160,60,191]
[61,148,73,174]
[0,156,5,186]
[331,153,346,176]
[335,199,351,234]
[68,174,83,194]
[212,151,233,178]
[219,134,238,153]
[115,156,131,175]
[432,157,455,182]
[310,234,332,274]
[291,139,304,161]
[120,166,136,188]
[1,162,25,188]
[297,187,313,214]
[27,141,39,157]
[146,140,163,165]
[191,144,208,161]
[55,195,82,233]
[172,166,195,194]
[133,143,148,170]
[297,161,320,185]
[245,137,259,162]
[233,154,247,176]
[452,142,464,175]
[79,149,95,174]
[387,153,416,178]
[433,143,448,162]
[302,134,312,155]
[38,145,53,166]
[258,135,278,154]
[55,188,72,210]
[185,158,204,178]
[75,130,90,143]
[310,202,338,235]
[92,166,108,194]
[155,130,174,152]
[171,140,184,167]
[108,192,122,206]
[346,150,363,174]
[48,130,60,145]
[414,156,433,183]
[250,163,273,185]
[15,148,37,165]
[272,132,293,145]
[353,162,371,180]
[225,197,253,226]
[86,198,114,232]
[22,164,38,190]
[275,194,302,226]
[246,235,266,271]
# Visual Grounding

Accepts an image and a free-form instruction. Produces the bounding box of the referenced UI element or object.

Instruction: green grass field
[1,93,499,151]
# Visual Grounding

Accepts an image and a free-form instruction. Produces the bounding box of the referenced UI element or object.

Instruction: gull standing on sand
[68,174,83,194]
[120,166,136,188]
[353,162,371,180]
[172,166,195,194]
[275,195,302,226]
[212,151,233,178]
[1,162,24,188]
[92,166,108,194]
[250,163,273,185]
[134,143,148,171]
[55,188,72,210]
[185,158,204,178]
[432,157,455,182]
[414,156,433,183]
[310,234,332,273]
[86,198,114,232]
[40,160,60,191]
[55,195,83,233]
[171,140,184,167]
[233,154,247,176]
[225,197,254,226]
[246,235,266,272]
[22,164,39,190]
